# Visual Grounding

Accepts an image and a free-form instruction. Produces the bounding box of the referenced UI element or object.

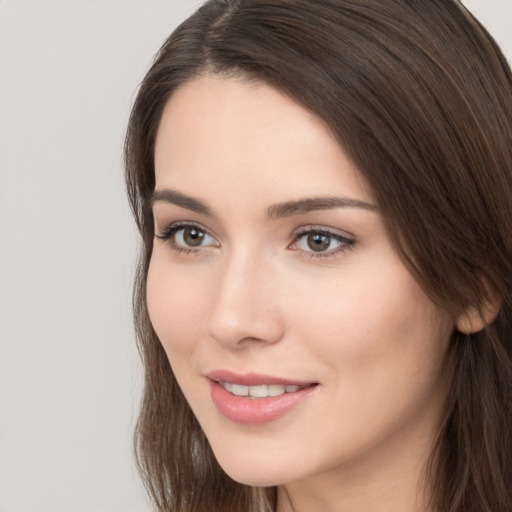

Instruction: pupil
[307,233,330,252]
[184,228,205,247]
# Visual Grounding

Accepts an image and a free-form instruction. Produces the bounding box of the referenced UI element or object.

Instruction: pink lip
[206,370,318,425]
[206,369,313,387]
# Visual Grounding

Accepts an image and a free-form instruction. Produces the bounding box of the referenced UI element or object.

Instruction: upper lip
[206,369,316,387]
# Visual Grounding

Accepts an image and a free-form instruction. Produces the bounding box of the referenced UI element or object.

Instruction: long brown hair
[124,1,512,510]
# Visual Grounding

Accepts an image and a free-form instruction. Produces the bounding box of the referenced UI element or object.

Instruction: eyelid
[293,224,355,239]
[155,221,220,248]
[289,225,356,258]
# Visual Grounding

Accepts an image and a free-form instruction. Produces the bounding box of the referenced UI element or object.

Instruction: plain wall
[0,1,511,511]
[0,2,200,511]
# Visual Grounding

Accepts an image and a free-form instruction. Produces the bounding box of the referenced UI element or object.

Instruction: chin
[221,466,285,487]
[211,447,294,487]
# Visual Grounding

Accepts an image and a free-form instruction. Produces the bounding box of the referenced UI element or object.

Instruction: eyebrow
[267,196,377,219]
[150,189,376,219]
[150,189,213,216]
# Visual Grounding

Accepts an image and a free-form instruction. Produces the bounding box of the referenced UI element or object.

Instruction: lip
[206,370,318,425]
[206,369,314,387]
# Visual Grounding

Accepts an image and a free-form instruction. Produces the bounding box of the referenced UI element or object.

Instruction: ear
[455,288,502,334]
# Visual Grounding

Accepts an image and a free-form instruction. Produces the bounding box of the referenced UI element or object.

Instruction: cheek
[146,254,208,356]
[281,260,454,462]
[287,255,453,382]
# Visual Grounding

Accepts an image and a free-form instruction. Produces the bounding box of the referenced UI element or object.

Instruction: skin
[147,75,456,512]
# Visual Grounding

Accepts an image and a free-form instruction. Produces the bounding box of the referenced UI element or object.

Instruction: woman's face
[148,76,455,489]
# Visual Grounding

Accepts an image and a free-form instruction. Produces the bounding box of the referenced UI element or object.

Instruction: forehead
[154,75,371,206]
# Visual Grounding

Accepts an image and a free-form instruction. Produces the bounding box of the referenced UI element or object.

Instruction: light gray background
[0,1,510,511]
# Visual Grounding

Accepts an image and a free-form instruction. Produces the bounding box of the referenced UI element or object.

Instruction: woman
[124,1,512,511]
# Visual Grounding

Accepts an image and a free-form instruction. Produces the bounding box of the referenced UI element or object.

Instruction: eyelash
[155,222,356,258]
[155,221,214,255]
[292,226,356,259]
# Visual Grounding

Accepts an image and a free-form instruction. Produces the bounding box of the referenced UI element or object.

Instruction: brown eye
[156,223,218,250]
[182,227,205,247]
[292,228,354,257]
[307,233,331,252]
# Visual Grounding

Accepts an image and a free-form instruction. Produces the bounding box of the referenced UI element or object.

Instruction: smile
[220,381,308,398]
[207,372,319,424]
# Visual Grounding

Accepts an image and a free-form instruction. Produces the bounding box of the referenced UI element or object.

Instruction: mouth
[207,373,319,424]
[205,370,318,424]
[218,381,313,398]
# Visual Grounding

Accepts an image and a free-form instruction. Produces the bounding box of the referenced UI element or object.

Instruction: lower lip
[209,380,317,425]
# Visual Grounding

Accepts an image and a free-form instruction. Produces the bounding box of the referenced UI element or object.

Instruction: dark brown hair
[124,1,512,510]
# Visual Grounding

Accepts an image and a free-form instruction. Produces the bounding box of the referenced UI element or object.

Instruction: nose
[206,250,285,349]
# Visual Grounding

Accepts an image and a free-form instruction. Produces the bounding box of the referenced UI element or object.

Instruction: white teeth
[249,385,270,398]
[268,385,286,396]
[231,384,249,396]
[220,382,305,398]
